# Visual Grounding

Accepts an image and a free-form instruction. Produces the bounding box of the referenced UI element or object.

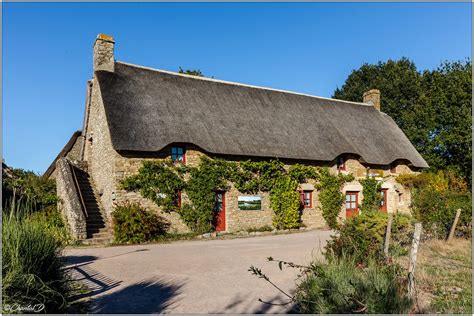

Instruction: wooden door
[345,191,359,218]
[379,189,388,213]
[214,192,226,232]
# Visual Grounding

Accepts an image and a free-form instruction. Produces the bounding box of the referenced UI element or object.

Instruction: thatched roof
[95,61,428,168]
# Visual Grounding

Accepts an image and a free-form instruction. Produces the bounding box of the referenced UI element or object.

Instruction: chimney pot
[93,34,115,73]
[363,89,381,111]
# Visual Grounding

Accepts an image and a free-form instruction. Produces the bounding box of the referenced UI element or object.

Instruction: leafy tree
[178,67,205,77]
[334,58,472,184]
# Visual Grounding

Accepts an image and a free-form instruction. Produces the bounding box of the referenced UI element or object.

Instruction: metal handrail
[69,161,88,219]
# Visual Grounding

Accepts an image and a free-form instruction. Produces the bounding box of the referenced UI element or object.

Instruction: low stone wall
[56,158,87,240]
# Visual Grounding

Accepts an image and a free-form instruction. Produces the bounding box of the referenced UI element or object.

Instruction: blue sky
[3,2,471,173]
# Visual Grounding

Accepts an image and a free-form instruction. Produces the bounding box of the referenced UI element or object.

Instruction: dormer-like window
[171,146,186,164]
[337,156,345,173]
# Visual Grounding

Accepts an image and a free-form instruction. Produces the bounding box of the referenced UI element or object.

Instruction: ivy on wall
[120,157,351,233]
[120,160,186,212]
[270,176,301,229]
[180,157,234,233]
[316,168,354,229]
[360,176,382,213]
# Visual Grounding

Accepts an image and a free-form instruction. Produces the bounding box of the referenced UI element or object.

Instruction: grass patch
[398,238,472,314]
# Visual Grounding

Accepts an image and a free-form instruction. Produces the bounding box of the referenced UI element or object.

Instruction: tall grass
[2,201,71,313]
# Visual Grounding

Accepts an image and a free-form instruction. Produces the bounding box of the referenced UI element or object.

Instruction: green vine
[120,157,350,233]
[180,157,234,233]
[360,176,382,213]
[120,160,186,212]
[316,168,354,229]
[270,176,301,229]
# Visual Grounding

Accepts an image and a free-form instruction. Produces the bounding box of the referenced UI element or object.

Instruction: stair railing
[69,161,88,219]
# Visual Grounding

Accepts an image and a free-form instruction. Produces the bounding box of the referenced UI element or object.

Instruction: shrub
[325,211,413,263]
[294,255,412,314]
[2,168,57,212]
[412,188,471,238]
[112,203,170,243]
[2,212,70,313]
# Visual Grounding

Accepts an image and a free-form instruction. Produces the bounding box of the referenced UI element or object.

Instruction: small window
[300,190,312,208]
[337,156,345,173]
[174,190,182,208]
[171,146,186,164]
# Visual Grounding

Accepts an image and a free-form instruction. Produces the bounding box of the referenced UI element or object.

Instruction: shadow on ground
[89,277,185,313]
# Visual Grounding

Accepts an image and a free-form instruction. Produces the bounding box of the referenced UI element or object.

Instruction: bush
[412,188,471,238]
[2,212,70,313]
[294,255,412,314]
[112,203,170,243]
[325,211,413,263]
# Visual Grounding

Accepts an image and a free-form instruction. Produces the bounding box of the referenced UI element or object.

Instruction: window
[379,189,388,212]
[171,146,186,164]
[300,190,312,208]
[337,156,345,173]
[345,191,358,218]
[174,190,182,208]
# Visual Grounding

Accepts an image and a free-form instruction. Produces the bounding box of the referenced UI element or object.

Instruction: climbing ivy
[316,168,354,229]
[288,164,319,183]
[360,176,382,213]
[231,160,285,193]
[180,157,234,233]
[270,176,302,229]
[121,157,351,233]
[120,160,186,212]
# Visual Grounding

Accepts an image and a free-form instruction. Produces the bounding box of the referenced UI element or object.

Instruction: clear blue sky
[3,2,471,173]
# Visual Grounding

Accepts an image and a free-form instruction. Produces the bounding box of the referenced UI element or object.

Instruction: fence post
[408,223,422,299]
[447,209,461,242]
[384,214,393,256]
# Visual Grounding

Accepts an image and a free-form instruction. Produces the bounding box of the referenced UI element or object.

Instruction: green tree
[334,58,471,184]
[178,67,205,77]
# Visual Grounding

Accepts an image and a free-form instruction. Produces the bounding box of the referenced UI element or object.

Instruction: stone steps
[72,165,112,245]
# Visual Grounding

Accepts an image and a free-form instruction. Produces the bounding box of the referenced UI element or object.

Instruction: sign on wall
[238,196,262,211]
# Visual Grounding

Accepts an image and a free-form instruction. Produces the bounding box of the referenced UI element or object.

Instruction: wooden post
[384,214,393,256]
[447,209,461,242]
[408,223,422,299]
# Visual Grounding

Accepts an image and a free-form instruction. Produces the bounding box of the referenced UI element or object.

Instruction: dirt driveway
[65,230,332,313]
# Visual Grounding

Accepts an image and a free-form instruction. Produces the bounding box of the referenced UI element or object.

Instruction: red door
[379,189,388,213]
[214,192,226,232]
[345,191,359,218]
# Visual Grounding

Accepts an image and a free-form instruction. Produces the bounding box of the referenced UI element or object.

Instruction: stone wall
[49,135,84,179]
[56,158,87,240]
[83,78,119,223]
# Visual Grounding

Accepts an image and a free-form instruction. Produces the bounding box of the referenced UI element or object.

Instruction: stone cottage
[46,34,428,241]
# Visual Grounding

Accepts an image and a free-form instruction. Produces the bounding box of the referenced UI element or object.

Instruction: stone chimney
[93,34,115,73]
[363,89,381,111]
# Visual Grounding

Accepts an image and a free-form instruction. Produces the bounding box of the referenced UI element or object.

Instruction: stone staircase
[72,166,113,245]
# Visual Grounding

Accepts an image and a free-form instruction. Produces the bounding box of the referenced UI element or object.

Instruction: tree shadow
[89,276,185,313]
[65,255,98,266]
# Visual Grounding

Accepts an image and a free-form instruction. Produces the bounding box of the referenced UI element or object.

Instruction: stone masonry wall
[83,78,118,223]
[56,158,87,240]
